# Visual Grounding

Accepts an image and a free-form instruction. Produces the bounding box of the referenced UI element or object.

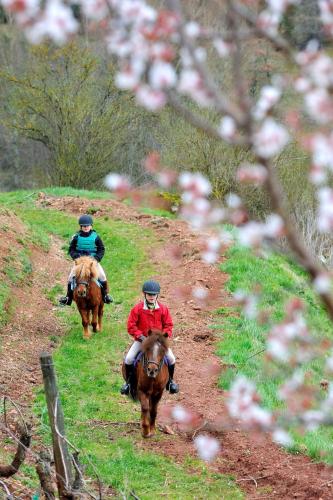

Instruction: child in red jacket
[120,280,179,395]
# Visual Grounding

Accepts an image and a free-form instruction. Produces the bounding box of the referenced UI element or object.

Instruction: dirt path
[1,194,333,499]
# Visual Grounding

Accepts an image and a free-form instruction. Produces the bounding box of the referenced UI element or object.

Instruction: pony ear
[74,259,78,265]
[163,332,168,338]
[148,329,152,336]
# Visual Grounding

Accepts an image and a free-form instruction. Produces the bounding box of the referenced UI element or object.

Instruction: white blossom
[149,61,177,89]
[272,428,293,447]
[26,1,79,44]
[225,193,241,209]
[252,85,281,120]
[104,173,131,191]
[171,404,192,423]
[317,187,333,232]
[184,21,201,38]
[218,116,237,141]
[192,286,209,300]
[313,273,331,294]
[305,88,333,124]
[213,38,232,57]
[236,164,268,185]
[194,435,220,462]
[253,118,289,158]
[136,85,166,110]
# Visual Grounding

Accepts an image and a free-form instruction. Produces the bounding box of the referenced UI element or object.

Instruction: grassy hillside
[0,189,242,499]
[215,239,333,464]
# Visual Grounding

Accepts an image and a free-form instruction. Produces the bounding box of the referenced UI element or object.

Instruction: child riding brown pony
[73,256,104,339]
[122,330,169,438]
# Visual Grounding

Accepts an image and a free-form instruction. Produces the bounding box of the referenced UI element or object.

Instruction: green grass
[216,237,333,463]
[0,189,243,499]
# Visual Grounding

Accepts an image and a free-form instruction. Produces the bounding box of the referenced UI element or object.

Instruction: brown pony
[73,256,104,339]
[122,330,169,438]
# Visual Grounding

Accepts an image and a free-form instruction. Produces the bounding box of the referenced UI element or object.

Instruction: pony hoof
[142,432,152,438]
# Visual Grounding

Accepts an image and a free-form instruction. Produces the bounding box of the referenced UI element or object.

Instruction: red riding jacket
[127,301,173,341]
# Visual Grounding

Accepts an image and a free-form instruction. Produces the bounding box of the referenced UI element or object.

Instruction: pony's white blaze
[152,342,159,361]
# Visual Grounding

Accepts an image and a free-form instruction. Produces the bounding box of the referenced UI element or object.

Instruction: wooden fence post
[40,352,73,499]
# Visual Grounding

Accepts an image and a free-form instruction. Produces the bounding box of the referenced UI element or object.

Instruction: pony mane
[74,256,99,280]
[141,330,169,355]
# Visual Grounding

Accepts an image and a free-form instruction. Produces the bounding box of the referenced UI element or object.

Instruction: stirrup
[120,383,130,395]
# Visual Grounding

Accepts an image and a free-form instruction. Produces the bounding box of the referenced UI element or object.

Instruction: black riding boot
[59,282,73,306]
[100,281,113,304]
[166,364,179,394]
[120,364,134,395]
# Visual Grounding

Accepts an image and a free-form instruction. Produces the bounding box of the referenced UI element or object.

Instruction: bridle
[142,342,165,377]
[75,267,91,296]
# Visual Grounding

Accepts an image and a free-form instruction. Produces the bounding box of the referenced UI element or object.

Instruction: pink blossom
[238,221,264,247]
[317,187,333,232]
[156,170,177,188]
[179,172,212,196]
[79,0,108,21]
[309,164,327,185]
[306,53,333,88]
[252,85,281,120]
[136,85,166,110]
[253,118,289,158]
[310,133,333,170]
[149,61,176,89]
[201,250,218,264]
[2,0,39,22]
[227,376,272,428]
[257,10,280,36]
[194,435,220,462]
[178,68,213,107]
[319,0,333,35]
[115,67,142,90]
[305,88,333,123]
[267,0,300,14]
[294,77,311,93]
[171,404,192,424]
[264,214,284,238]
[213,38,233,57]
[236,164,268,185]
[26,1,79,44]
[104,173,131,193]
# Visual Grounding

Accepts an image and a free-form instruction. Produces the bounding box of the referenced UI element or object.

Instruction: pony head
[74,257,99,297]
[141,330,169,378]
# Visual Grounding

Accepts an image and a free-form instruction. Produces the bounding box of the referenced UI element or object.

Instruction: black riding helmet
[78,214,93,226]
[142,280,161,294]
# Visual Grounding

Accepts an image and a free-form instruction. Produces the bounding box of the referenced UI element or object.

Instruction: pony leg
[97,303,104,332]
[91,306,99,332]
[149,392,163,436]
[81,310,91,339]
[139,392,151,438]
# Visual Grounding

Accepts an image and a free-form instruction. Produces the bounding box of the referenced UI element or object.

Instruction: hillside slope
[0,191,333,499]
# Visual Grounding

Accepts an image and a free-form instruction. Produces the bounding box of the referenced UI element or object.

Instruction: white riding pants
[125,340,176,366]
[68,262,106,282]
